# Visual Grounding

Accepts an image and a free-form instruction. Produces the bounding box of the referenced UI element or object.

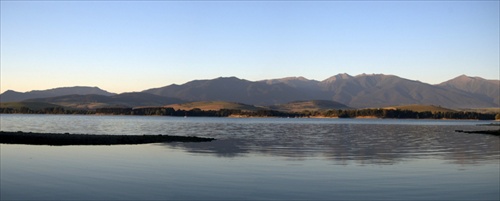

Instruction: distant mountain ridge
[143,77,317,106]
[1,74,498,109]
[438,75,500,106]
[0,86,115,102]
[144,74,498,109]
[315,74,495,108]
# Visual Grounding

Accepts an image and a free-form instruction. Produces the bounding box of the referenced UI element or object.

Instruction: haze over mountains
[1,74,498,109]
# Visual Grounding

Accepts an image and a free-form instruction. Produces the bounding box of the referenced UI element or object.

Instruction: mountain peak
[212,76,250,83]
[438,74,499,107]
[216,76,239,80]
[455,74,477,80]
[276,76,310,81]
[2,90,19,94]
[337,73,352,79]
[322,73,353,83]
[354,73,394,78]
[27,86,102,92]
[440,74,487,85]
[261,76,310,82]
[260,76,319,87]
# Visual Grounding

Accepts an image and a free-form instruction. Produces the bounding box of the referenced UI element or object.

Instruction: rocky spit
[0,131,215,146]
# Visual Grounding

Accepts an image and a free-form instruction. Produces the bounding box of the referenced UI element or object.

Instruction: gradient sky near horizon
[1,1,499,93]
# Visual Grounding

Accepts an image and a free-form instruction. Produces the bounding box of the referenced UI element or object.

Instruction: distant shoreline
[1,103,498,120]
[1,113,499,121]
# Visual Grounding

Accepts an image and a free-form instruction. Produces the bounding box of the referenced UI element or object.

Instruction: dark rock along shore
[0,131,215,146]
[455,129,500,136]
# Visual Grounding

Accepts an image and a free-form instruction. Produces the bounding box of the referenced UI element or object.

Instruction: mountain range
[1,74,498,109]
[0,86,116,103]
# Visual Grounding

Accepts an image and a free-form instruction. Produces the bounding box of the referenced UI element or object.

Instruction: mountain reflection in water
[162,123,499,165]
[1,114,498,165]
[1,115,499,200]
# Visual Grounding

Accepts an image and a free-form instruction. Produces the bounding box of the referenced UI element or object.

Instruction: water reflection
[167,139,250,158]
[2,115,499,200]
[161,123,499,165]
[1,114,498,165]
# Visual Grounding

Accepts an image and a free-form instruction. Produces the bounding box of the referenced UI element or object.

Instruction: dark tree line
[305,108,496,120]
[94,107,304,118]
[92,107,499,120]
[0,106,497,120]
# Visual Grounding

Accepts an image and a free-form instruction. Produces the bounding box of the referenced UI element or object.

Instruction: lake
[1,114,499,200]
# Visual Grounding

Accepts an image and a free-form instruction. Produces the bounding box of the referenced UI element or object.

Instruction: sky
[1,1,499,93]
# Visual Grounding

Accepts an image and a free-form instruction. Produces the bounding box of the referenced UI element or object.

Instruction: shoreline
[0,131,215,146]
[1,113,499,121]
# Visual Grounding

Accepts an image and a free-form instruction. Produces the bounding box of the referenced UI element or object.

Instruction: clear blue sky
[1,1,499,93]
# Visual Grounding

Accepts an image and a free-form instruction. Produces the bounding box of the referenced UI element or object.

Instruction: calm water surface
[1,114,499,200]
